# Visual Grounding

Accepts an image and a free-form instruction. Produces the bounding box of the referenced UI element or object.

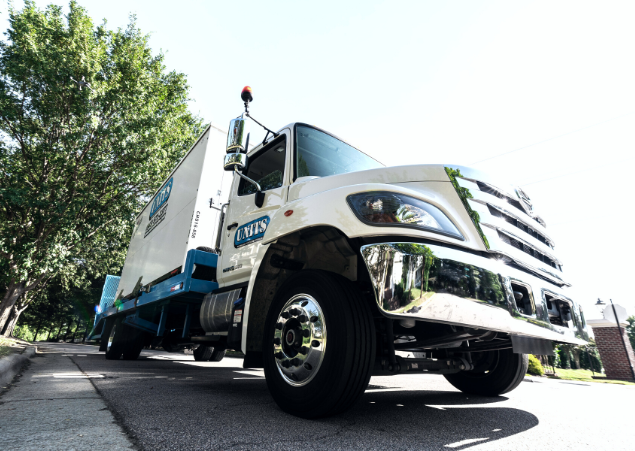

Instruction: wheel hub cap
[273,294,326,386]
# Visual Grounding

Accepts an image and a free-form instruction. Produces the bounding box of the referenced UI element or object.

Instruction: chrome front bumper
[360,242,589,345]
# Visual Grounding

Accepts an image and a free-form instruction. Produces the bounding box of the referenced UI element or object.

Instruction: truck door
[217,129,291,286]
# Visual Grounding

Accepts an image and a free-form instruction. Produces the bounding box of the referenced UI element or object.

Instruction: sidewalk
[0,344,136,451]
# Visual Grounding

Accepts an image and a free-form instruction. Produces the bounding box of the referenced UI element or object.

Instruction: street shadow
[71,355,540,450]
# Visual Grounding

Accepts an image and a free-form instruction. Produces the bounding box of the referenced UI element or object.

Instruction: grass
[534,368,635,386]
[0,337,31,358]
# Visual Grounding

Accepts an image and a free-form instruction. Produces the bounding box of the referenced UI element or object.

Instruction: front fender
[262,182,478,249]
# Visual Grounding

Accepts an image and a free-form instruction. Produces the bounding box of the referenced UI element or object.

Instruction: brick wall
[592,326,635,380]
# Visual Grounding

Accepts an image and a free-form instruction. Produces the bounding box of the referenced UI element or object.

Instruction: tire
[444,349,528,396]
[105,318,125,360]
[122,327,145,360]
[210,348,226,362]
[194,345,213,361]
[263,270,375,419]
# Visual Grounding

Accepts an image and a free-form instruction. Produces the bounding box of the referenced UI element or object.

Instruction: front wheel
[263,270,375,419]
[444,349,528,396]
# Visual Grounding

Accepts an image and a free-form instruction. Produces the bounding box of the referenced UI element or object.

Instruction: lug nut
[299,346,308,355]
[310,316,318,323]
[304,363,313,370]
[275,322,283,330]
[292,358,302,366]
[311,340,320,348]
[302,329,311,338]
[281,360,291,368]
[275,352,283,359]
[298,315,307,323]
[289,308,300,316]
[273,337,281,345]
[281,312,290,319]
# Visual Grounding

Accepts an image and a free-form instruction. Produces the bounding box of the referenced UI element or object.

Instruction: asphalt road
[10,342,635,450]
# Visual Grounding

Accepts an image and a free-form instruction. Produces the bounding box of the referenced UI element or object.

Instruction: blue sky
[2,0,634,319]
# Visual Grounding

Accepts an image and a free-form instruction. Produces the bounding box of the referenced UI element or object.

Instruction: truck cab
[92,88,589,419]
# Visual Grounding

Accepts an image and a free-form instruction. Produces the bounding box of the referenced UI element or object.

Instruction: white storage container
[115,124,232,298]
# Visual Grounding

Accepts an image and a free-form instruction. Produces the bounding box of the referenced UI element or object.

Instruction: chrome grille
[486,204,553,248]
[496,230,559,269]
[445,166,568,287]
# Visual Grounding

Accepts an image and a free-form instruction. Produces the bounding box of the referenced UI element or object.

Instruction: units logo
[145,178,173,238]
[234,216,270,248]
[150,178,173,219]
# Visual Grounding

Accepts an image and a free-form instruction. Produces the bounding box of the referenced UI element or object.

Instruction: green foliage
[444,167,489,248]
[627,316,635,351]
[558,347,572,369]
[0,1,204,331]
[527,354,545,376]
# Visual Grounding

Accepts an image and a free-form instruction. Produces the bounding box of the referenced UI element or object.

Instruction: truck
[90,86,589,418]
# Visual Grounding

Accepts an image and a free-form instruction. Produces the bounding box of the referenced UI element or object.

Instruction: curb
[0,345,36,387]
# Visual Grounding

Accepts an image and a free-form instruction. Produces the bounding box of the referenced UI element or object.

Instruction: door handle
[227,222,238,231]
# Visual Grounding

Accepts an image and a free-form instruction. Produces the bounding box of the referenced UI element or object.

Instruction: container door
[217,129,290,286]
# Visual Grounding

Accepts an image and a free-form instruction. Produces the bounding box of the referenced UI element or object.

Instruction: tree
[0,1,205,335]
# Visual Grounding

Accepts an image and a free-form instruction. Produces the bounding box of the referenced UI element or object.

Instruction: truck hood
[288,164,452,202]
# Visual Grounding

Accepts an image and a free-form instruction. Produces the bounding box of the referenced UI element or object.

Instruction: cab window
[238,136,286,196]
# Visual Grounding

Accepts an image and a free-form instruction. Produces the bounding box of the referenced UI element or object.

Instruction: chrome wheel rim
[273,294,326,387]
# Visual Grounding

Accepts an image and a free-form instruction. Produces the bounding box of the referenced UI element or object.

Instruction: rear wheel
[263,270,375,419]
[209,348,226,362]
[194,345,213,361]
[105,318,125,360]
[444,349,528,396]
[122,327,146,360]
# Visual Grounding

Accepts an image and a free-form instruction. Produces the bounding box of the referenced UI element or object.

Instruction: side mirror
[226,118,249,153]
[224,152,247,172]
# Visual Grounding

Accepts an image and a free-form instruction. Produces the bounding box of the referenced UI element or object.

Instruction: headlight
[346,191,463,239]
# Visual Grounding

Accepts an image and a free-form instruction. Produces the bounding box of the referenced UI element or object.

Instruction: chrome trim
[459,182,550,239]
[482,224,560,266]
[448,165,546,226]
[444,167,490,248]
[445,166,568,286]
[226,117,249,153]
[232,166,262,193]
[359,242,588,345]
[273,294,327,387]
[224,152,248,171]
[472,198,554,248]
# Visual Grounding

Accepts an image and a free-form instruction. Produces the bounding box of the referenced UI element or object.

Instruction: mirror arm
[246,112,279,138]
[234,166,262,192]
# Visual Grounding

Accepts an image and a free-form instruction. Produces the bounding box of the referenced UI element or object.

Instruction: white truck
[91,87,589,418]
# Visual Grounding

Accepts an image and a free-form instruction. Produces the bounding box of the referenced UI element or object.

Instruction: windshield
[295,125,383,179]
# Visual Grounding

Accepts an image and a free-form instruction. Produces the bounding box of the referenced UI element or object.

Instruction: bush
[527,354,545,376]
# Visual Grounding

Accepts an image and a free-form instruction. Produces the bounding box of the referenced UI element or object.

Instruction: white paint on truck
[115,124,232,297]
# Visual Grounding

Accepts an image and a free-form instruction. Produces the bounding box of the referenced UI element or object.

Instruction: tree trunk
[54,322,64,341]
[63,319,74,342]
[0,275,46,334]
[573,348,581,369]
[34,318,44,342]
[0,282,24,334]
[1,302,28,338]
[3,311,19,338]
